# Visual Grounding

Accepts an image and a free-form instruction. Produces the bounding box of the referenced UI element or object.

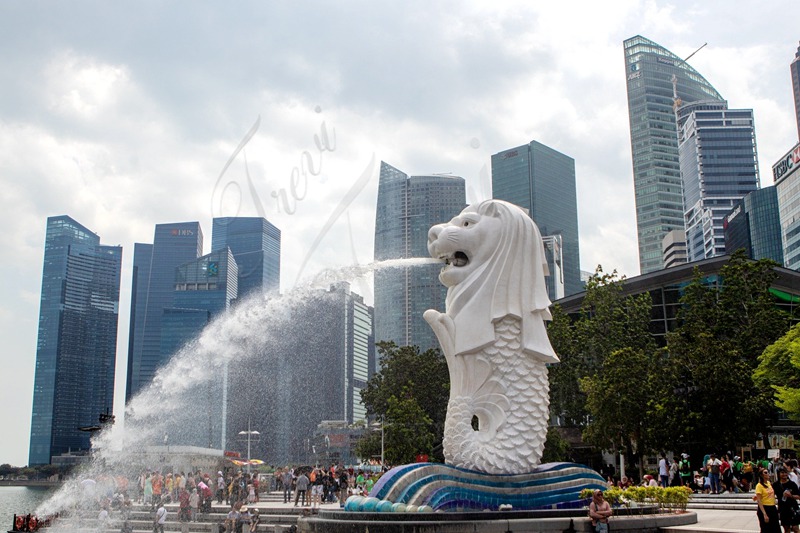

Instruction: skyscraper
[126,222,202,402]
[677,101,760,261]
[791,41,800,141]
[373,162,465,353]
[29,216,122,464]
[211,217,281,300]
[491,141,581,298]
[623,35,725,273]
[724,186,783,264]
[774,142,800,269]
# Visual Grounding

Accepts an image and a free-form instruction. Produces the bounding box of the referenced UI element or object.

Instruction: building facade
[723,186,784,264]
[373,162,465,354]
[126,222,203,402]
[791,41,800,141]
[211,217,280,301]
[491,141,581,298]
[29,216,122,464]
[623,35,725,273]
[662,229,688,268]
[775,142,800,269]
[677,101,760,261]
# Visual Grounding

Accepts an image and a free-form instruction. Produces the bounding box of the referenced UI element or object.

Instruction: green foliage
[542,426,571,463]
[579,486,691,510]
[580,347,663,464]
[357,342,449,462]
[549,267,656,429]
[665,251,791,450]
[756,323,800,419]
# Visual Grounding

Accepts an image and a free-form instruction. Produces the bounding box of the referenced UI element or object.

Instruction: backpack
[742,462,753,474]
[680,460,690,474]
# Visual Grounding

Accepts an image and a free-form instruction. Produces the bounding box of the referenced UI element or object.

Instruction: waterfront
[0,486,57,529]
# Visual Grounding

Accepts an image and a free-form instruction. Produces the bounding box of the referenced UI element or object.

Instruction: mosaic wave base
[359,462,606,512]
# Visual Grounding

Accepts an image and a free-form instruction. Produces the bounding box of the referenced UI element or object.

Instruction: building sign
[725,204,742,227]
[627,71,642,80]
[773,142,800,183]
[502,150,519,159]
[170,229,195,236]
[657,56,676,66]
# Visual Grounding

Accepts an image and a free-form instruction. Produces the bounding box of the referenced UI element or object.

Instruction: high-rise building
[491,141,581,298]
[126,222,202,402]
[677,101,760,261]
[662,229,688,269]
[29,216,122,464]
[774,142,800,269]
[225,282,374,464]
[542,235,565,301]
[791,41,800,141]
[723,186,784,264]
[373,162,465,353]
[623,35,725,273]
[211,217,280,300]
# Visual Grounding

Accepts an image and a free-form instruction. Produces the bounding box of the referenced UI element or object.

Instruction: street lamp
[238,418,260,474]
[371,416,387,470]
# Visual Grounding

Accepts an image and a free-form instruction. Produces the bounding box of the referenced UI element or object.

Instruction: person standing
[658,453,669,488]
[756,468,781,533]
[588,490,612,533]
[679,454,692,487]
[281,468,293,504]
[294,471,310,507]
[153,501,168,533]
[774,467,800,533]
[708,454,722,495]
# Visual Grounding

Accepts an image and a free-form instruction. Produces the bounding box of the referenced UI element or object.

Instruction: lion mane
[444,199,558,363]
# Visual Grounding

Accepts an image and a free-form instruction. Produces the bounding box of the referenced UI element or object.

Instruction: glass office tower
[373,162,465,354]
[677,101,760,261]
[491,141,581,298]
[211,217,280,300]
[29,216,122,464]
[791,42,800,141]
[623,35,725,273]
[723,186,783,264]
[126,222,202,402]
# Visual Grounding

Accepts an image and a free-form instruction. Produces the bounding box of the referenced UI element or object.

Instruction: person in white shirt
[154,503,167,533]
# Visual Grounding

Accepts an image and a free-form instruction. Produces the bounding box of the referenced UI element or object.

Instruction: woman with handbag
[774,467,800,533]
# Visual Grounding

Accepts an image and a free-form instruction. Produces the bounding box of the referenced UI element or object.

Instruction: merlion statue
[423,199,558,475]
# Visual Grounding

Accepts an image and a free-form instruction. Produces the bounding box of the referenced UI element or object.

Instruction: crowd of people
[80,464,384,533]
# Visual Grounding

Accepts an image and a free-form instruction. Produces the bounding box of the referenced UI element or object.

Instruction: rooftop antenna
[672,42,708,111]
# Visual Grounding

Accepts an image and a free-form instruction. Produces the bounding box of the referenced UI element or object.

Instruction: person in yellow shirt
[756,468,781,533]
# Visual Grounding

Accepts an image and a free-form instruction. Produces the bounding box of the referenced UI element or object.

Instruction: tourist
[189,488,200,522]
[294,470,310,507]
[216,471,225,504]
[153,501,168,533]
[281,468,293,504]
[247,508,260,533]
[178,487,191,524]
[310,469,323,509]
[658,453,669,488]
[679,454,692,487]
[97,505,110,532]
[364,473,375,495]
[756,468,781,533]
[224,503,240,533]
[588,489,612,532]
[708,453,722,494]
[152,472,163,508]
[338,469,349,507]
[144,473,153,507]
[774,467,800,533]
[721,454,733,493]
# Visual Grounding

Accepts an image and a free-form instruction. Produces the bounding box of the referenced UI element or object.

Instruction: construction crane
[672,42,708,112]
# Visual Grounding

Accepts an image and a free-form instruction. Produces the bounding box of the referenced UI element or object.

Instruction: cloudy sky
[2,1,799,466]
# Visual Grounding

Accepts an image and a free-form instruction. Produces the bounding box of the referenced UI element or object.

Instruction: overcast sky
[2,1,799,466]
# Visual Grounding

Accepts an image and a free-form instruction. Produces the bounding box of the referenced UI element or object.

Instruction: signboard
[773,142,800,183]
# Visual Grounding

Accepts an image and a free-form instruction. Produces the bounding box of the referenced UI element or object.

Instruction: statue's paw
[423,309,442,324]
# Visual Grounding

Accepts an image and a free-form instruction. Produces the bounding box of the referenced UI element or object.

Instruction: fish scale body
[443,315,549,474]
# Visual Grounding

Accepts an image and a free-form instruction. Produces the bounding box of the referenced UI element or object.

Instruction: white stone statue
[424,199,558,475]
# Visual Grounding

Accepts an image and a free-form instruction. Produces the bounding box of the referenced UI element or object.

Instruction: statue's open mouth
[442,251,469,268]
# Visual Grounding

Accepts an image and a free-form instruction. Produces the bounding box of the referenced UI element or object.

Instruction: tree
[755,323,800,418]
[664,251,791,452]
[548,267,655,429]
[358,342,449,462]
[542,426,571,463]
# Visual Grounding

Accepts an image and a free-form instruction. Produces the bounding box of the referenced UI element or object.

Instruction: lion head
[427,199,558,362]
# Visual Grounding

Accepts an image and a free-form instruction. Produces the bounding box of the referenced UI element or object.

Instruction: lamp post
[238,418,260,474]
